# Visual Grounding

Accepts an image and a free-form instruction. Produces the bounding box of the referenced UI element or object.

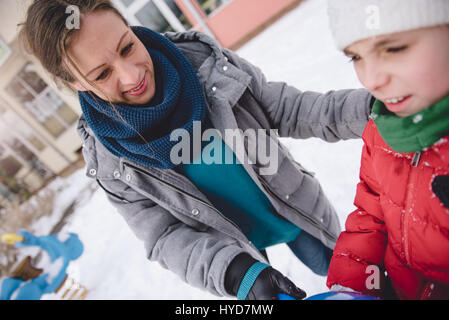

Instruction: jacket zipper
[259,178,338,242]
[123,163,245,238]
[410,151,421,168]
[403,151,422,266]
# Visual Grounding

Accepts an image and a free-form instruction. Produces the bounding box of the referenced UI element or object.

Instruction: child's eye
[386,46,407,53]
[121,42,134,56]
[96,69,110,81]
[348,55,361,63]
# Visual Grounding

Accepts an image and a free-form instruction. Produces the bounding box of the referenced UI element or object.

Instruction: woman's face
[67,10,156,105]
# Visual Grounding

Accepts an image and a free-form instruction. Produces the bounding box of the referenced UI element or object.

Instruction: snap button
[285,194,290,200]
[223,65,228,71]
[89,168,97,176]
[191,208,200,216]
[126,174,131,181]
[212,86,217,92]
[113,171,121,179]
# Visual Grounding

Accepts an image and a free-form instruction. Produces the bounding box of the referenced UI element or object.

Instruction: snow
[6,0,367,300]
[413,114,423,123]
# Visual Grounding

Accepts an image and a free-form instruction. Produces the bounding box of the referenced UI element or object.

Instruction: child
[326,0,449,299]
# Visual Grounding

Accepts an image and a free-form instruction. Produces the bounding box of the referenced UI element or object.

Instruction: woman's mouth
[123,75,147,96]
[383,95,412,113]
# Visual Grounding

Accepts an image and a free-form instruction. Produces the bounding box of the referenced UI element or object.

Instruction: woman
[20,0,373,299]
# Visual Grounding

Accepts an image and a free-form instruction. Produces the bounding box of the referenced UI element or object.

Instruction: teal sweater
[181,133,301,250]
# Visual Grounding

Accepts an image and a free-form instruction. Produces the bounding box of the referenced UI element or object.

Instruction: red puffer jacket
[327,119,449,300]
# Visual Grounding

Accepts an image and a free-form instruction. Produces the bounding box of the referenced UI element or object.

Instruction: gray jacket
[77,31,372,297]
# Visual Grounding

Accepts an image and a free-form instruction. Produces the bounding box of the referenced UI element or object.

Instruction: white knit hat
[327,0,449,50]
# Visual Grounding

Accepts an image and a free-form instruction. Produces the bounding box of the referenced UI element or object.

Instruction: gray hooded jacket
[77,31,372,297]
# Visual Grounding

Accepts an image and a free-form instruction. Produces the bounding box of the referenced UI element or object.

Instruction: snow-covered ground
[9,0,367,300]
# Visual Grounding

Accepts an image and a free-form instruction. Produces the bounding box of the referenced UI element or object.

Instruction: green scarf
[371,94,449,153]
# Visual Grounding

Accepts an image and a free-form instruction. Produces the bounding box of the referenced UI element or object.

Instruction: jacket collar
[372,94,449,153]
[164,31,251,108]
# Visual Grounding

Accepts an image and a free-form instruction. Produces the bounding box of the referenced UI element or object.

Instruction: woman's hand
[245,266,306,300]
[225,253,306,300]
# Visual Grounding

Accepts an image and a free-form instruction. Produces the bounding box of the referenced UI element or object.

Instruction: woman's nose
[116,61,140,87]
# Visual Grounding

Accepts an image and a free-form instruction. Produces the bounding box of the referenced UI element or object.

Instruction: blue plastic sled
[278,291,379,300]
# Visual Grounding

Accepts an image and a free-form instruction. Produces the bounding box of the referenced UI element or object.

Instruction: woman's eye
[96,69,110,81]
[94,42,134,81]
[386,46,407,53]
[121,42,134,55]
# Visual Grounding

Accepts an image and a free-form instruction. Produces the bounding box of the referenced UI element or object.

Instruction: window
[0,99,46,152]
[0,36,12,68]
[136,1,173,32]
[113,0,191,33]
[6,139,52,179]
[6,64,78,138]
[0,156,21,178]
[196,0,233,15]
[0,133,52,181]
[0,111,52,180]
[163,0,192,30]
[121,0,136,6]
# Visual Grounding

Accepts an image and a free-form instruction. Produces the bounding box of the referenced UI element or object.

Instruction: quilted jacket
[327,119,449,300]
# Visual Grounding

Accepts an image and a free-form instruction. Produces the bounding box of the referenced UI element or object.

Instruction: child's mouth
[383,95,412,113]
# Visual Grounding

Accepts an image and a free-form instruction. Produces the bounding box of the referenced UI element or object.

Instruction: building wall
[0,1,82,194]
[206,0,301,49]
[0,0,31,44]
[175,0,302,49]
[0,41,81,175]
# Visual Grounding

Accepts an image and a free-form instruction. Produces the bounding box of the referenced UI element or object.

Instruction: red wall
[175,0,301,48]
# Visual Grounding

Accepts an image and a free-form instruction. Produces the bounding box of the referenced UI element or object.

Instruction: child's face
[344,26,449,117]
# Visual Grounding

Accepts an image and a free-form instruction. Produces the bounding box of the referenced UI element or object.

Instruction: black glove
[225,253,307,300]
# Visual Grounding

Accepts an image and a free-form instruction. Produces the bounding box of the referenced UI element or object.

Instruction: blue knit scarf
[79,26,206,169]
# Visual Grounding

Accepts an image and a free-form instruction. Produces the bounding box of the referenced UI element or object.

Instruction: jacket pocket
[96,179,130,203]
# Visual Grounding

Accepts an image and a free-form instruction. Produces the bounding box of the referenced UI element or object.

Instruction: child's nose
[362,63,390,93]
